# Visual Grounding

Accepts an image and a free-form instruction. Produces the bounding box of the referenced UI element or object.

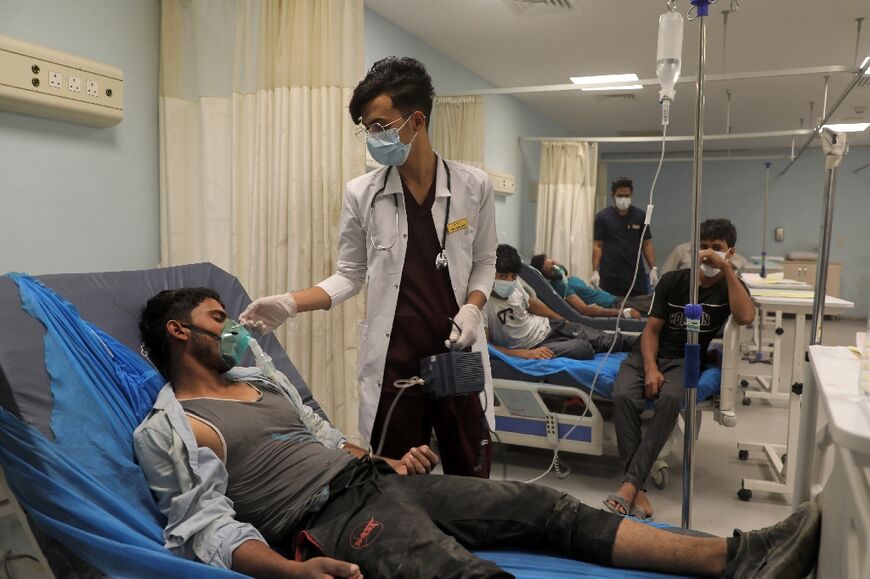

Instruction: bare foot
[633,490,654,518]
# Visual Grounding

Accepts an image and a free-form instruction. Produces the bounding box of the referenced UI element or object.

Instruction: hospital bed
[489,346,724,489]
[0,263,693,579]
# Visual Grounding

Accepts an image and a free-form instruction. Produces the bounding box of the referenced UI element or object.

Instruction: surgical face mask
[492,279,517,299]
[614,196,632,211]
[184,319,252,370]
[700,250,728,278]
[366,116,417,166]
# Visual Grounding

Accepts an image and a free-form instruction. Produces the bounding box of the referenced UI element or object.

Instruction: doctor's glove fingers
[589,271,601,288]
[240,293,298,332]
[300,558,362,579]
[649,269,659,287]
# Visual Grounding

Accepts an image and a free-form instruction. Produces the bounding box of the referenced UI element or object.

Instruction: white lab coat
[317,154,497,441]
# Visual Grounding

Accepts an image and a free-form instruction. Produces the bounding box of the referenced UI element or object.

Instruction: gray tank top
[179,384,353,540]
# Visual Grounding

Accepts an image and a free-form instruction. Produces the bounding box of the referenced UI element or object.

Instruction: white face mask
[614,196,631,211]
[700,250,728,277]
[492,279,517,299]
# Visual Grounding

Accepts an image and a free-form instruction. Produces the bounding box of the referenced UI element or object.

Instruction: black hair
[700,218,737,248]
[139,287,224,376]
[348,57,435,128]
[530,254,547,273]
[611,177,634,194]
[496,244,523,275]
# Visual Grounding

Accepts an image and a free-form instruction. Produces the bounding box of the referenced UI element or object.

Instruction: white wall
[611,147,870,316]
[0,0,160,276]
[364,9,569,256]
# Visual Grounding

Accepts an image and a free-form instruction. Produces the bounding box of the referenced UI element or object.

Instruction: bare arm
[466,289,488,309]
[485,328,554,359]
[592,241,603,271]
[723,267,755,325]
[566,294,620,318]
[233,541,362,579]
[642,239,656,270]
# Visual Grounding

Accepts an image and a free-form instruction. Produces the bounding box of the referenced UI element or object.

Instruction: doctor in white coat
[241,57,497,477]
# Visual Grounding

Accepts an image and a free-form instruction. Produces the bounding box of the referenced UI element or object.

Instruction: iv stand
[682,0,709,530]
[760,162,771,278]
[791,130,848,508]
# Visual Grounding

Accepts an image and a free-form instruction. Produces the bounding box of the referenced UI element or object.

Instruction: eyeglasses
[355,114,415,139]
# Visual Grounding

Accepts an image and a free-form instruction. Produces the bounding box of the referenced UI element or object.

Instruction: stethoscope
[368,158,452,270]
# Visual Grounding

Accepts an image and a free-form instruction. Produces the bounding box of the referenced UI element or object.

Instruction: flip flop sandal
[603,493,631,517]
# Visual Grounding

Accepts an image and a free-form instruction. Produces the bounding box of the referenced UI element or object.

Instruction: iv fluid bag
[657,10,683,101]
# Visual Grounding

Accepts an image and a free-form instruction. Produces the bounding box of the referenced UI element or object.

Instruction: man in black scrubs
[592,177,658,297]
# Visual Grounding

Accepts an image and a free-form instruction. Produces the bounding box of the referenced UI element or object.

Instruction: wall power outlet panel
[0,34,123,127]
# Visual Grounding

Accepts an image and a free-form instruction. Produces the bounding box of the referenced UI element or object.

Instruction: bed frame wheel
[738,449,749,461]
[737,488,753,502]
[742,396,752,406]
[740,379,749,388]
[652,464,668,489]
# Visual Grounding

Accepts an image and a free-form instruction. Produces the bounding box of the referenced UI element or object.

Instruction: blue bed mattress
[481,550,694,578]
[488,347,721,403]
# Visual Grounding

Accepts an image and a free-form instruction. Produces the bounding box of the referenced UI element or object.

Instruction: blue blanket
[488,347,722,402]
[0,274,242,578]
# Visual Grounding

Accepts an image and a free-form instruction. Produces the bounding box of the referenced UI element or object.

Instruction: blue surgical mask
[492,279,517,299]
[183,319,252,370]
[366,116,417,166]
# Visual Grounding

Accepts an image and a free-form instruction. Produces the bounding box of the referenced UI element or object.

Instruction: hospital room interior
[1,0,870,578]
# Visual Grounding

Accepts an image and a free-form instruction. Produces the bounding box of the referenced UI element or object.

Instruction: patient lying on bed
[133,287,818,579]
[530,253,651,319]
[485,245,636,360]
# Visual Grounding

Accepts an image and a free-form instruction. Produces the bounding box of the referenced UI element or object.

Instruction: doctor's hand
[589,271,601,288]
[445,304,484,350]
[649,267,659,288]
[240,293,297,334]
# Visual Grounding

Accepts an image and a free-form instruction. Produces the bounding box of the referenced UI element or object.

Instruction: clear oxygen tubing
[682,0,709,531]
[525,4,679,486]
[792,131,848,508]
[524,122,669,486]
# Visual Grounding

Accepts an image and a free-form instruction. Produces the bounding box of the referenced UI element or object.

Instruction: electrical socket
[68,75,80,93]
[48,71,62,89]
[86,79,98,97]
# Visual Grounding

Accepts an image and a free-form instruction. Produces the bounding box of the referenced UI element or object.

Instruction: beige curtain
[535,141,598,281]
[431,96,484,168]
[159,0,366,436]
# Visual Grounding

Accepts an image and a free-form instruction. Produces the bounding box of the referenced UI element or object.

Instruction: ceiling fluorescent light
[582,84,643,92]
[570,73,639,86]
[862,56,870,74]
[822,122,870,133]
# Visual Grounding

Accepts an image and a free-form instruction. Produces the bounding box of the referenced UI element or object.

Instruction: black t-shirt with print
[649,268,746,360]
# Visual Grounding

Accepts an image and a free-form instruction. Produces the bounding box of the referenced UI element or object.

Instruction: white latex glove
[649,267,659,288]
[445,304,483,350]
[239,293,297,334]
[589,271,601,288]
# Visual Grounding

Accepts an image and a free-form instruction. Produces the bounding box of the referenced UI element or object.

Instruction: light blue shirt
[133,367,346,569]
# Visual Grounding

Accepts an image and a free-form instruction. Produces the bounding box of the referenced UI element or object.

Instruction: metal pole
[779,58,869,176]
[822,76,829,118]
[792,131,848,508]
[726,90,732,155]
[856,18,865,65]
[683,0,707,531]
[761,162,771,278]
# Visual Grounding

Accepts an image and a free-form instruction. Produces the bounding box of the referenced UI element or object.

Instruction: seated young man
[134,286,817,579]
[485,245,635,360]
[530,254,651,319]
[606,219,755,521]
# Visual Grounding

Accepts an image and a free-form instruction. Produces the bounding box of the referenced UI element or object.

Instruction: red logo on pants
[350,517,383,550]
